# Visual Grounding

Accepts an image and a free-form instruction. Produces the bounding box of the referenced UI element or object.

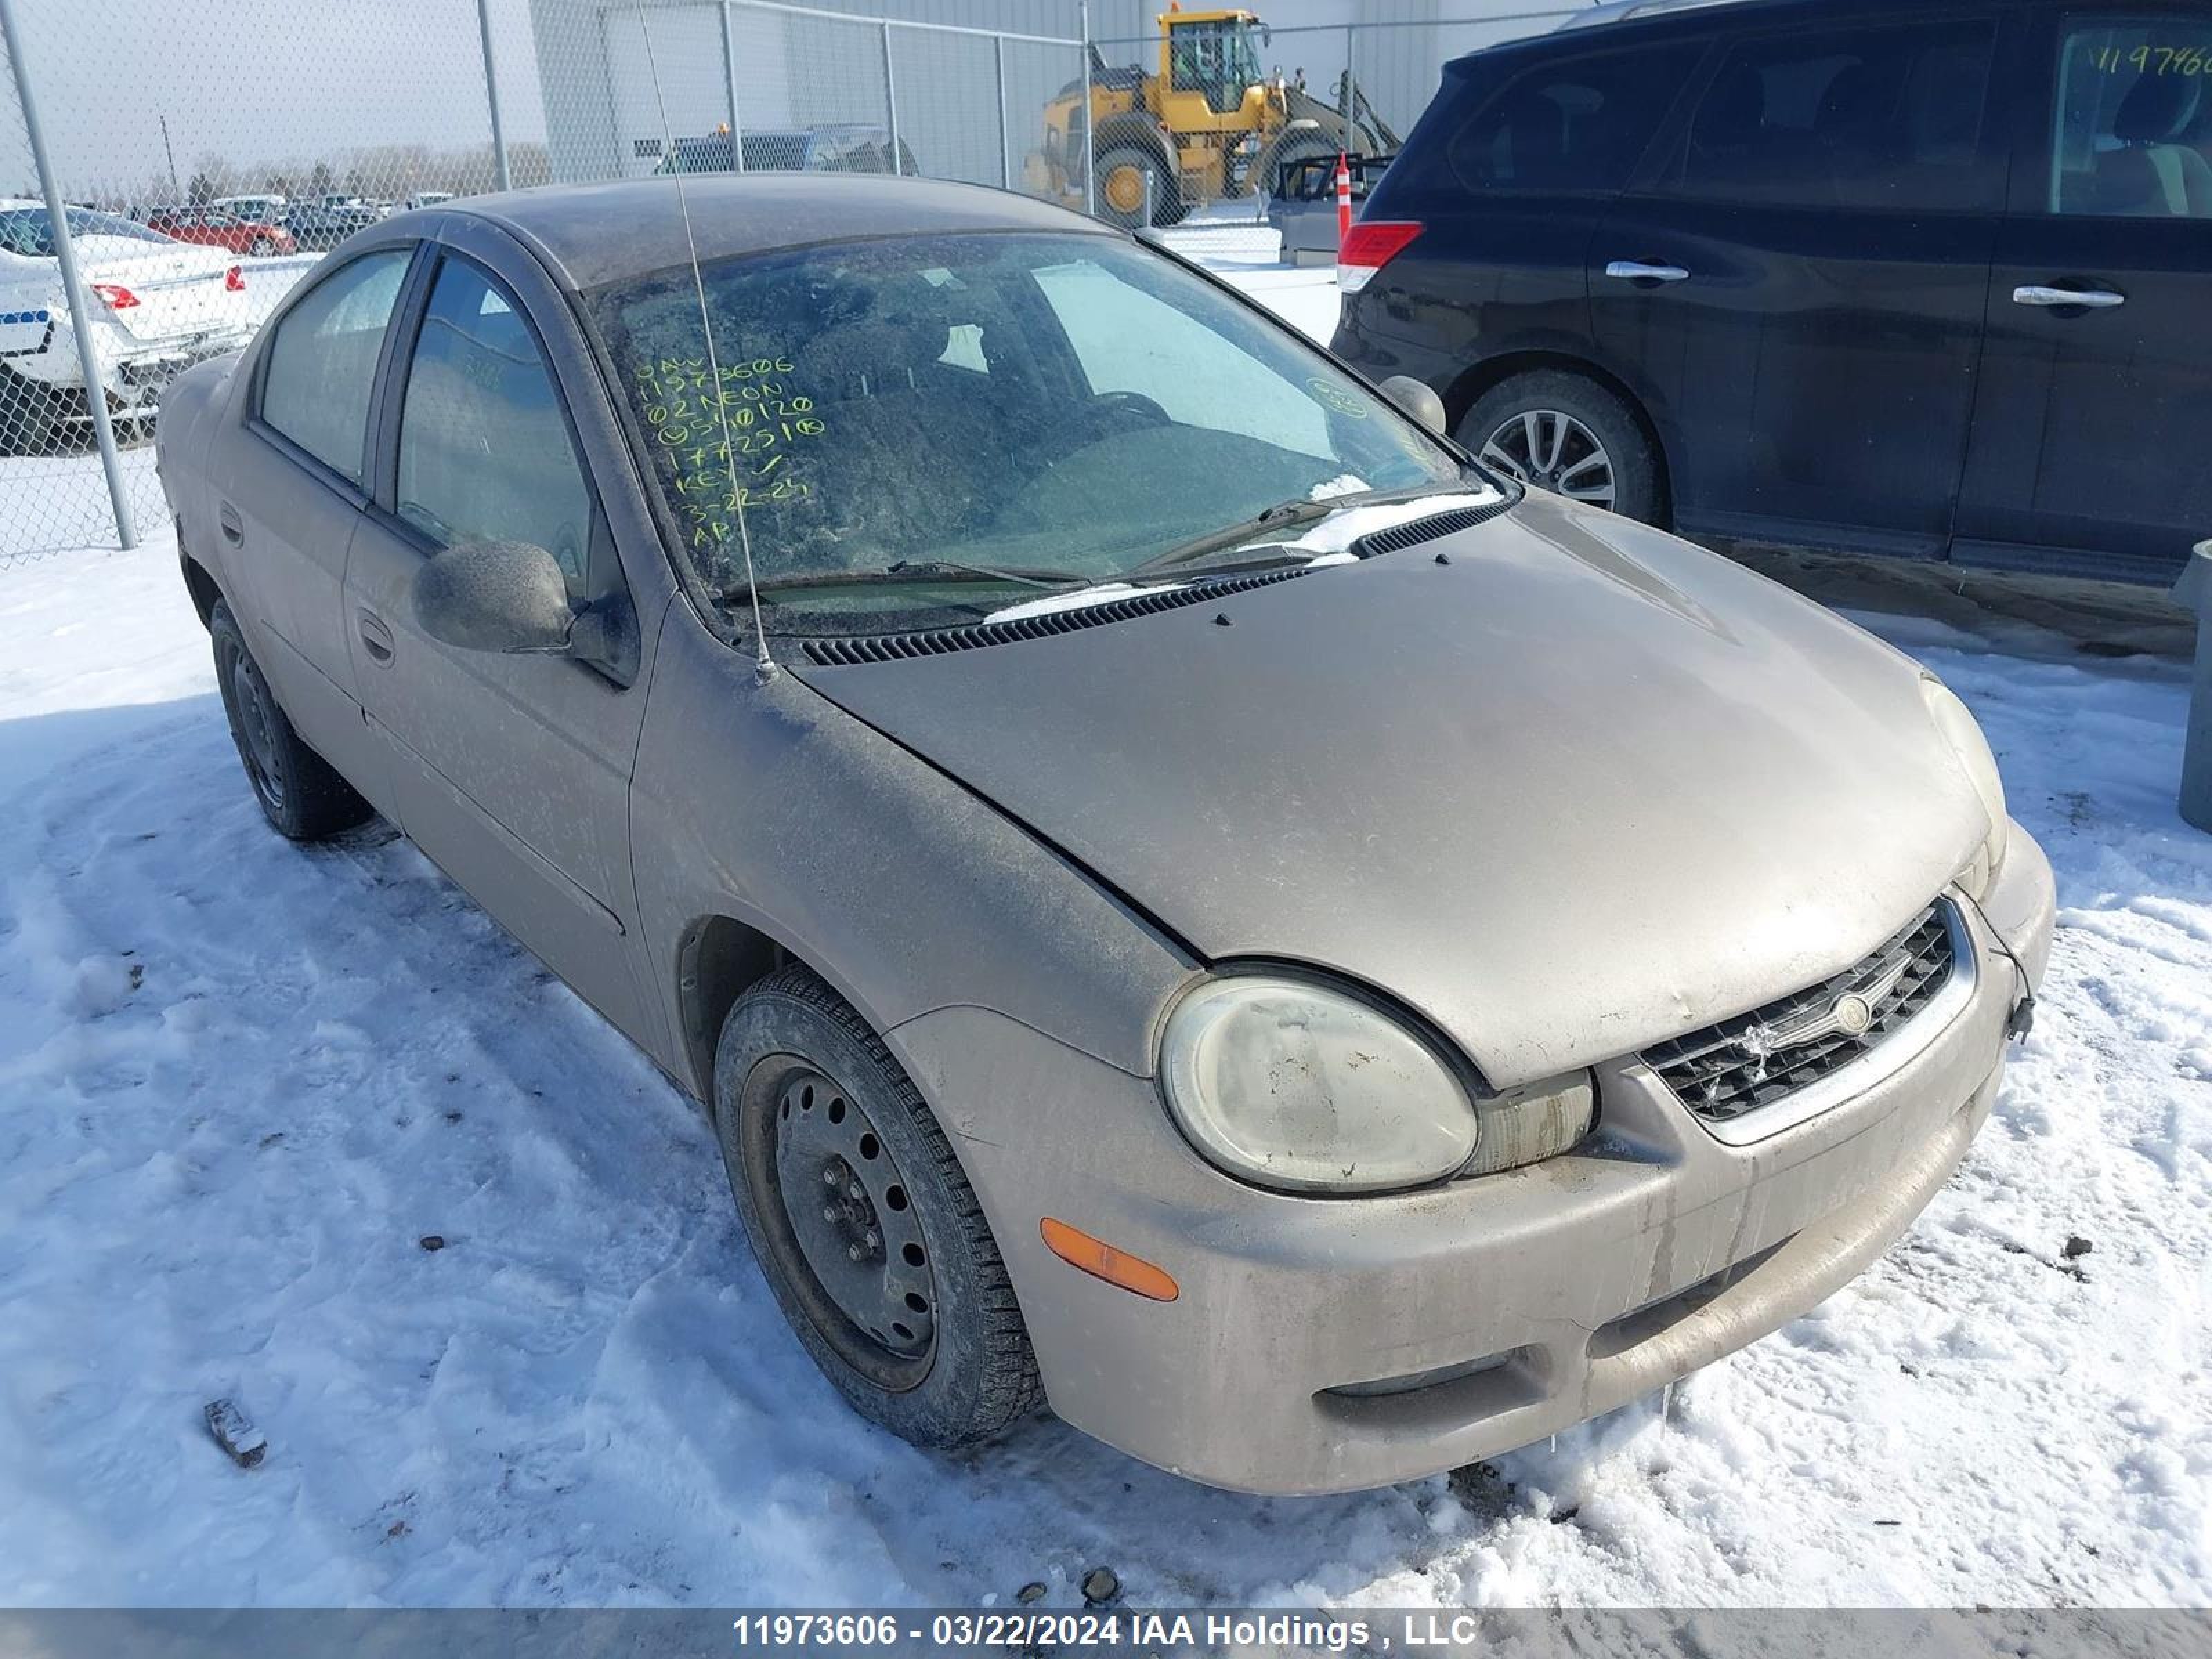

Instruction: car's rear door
[1590,7,2005,558]
[342,221,669,1051]
[209,241,420,815]
[1952,1,2212,583]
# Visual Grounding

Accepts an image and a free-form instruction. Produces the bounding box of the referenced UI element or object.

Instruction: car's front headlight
[1922,676,2009,897]
[1159,975,1593,1194]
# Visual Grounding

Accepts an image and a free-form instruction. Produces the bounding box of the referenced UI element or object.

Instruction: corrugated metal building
[526,0,1580,192]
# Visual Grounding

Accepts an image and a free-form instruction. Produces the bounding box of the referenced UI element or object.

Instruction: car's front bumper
[892,825,2055,1495]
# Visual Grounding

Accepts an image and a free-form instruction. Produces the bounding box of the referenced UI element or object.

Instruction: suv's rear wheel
[713,965,1042,1447]
[1460,370,1660,524]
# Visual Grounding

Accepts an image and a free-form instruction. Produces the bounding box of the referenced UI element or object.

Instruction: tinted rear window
[1446,44,1702,193]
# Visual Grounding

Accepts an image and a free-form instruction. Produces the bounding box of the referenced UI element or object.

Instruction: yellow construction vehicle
[1029,6,1398,229]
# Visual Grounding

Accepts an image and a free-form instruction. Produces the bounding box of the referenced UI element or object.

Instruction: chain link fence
[0,0,1577,567]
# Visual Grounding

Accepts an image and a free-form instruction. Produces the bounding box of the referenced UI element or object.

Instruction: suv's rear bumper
[897,828,2054,1495]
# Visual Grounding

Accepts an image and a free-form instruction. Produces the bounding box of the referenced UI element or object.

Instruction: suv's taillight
[90,282,139,310]
[225,265,246,292]
[1338,221,1423,295]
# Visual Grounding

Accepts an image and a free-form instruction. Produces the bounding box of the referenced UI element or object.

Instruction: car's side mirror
[1380,375,1449,438]
[412,538,574,656]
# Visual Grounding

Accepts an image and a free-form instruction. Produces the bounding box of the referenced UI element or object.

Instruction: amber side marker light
[1040,1217,1179,1302]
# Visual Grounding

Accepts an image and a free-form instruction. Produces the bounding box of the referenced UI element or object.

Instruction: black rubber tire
[250,235,274,256]
[1459,368,1662,525]
[713,964,1042,1448]
[0,364,60,458]
[1093,141,1181,231]
[209,599,373,841]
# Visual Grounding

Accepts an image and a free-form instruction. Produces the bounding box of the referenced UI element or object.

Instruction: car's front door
[1591,10,2004,559]
[343,233,667,1050]
[1953,3,2212,583]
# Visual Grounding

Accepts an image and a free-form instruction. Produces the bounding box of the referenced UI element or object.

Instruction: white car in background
[0,200,252,455]
[212,193,288,226]
[400,191,453,212]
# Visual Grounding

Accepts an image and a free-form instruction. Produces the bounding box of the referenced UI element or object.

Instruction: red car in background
[144,208,296,257]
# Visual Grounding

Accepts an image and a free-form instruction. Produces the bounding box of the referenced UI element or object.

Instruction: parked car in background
[655,124,921,177]
[147,207,297,257]
[153,176,2052,1495]
[1268,150,1390,265]
[1333,0,2212,585]
[400,191,455,212]
[0,200,250,453]
[288,196,384,249]
[212,194,289,227]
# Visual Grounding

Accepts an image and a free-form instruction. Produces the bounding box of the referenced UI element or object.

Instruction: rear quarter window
[1445,44,1705,194]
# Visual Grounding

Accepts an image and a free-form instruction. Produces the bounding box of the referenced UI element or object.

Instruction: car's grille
[1642,902,1958,1125]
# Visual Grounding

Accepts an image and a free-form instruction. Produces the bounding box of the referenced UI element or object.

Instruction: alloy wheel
[1479,409,1617,510]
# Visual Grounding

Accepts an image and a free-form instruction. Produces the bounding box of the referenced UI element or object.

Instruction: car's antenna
[638,17,778,684]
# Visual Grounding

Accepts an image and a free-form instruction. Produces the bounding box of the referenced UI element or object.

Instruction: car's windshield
[0,206,171,256]
[588,230,1469,635]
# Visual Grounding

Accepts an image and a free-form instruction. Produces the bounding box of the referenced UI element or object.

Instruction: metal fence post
[0,0,136,550]
[995,32,1011,189]
[722,2,749,171]
[476,0,512,189]
[1344,21,1356,141]
[1079,0,1096,216]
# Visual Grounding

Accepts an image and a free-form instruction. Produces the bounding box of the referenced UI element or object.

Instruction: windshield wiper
[1118,482,1470,583]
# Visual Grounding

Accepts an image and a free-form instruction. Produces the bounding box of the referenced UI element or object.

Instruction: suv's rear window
[1446,45,1701,193]
[1662,20,1996,212]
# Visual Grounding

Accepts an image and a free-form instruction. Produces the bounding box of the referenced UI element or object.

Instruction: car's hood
[792,492,1989,1088]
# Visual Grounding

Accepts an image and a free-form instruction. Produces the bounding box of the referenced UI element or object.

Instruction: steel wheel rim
[229,653,286,811]
[1103,162,1147,217]
[763,1060,938,1383]
[1479,409,1616,509]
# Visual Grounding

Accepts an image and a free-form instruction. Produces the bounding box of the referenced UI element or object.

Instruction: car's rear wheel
[713,964,1042,1447]
[209,599,373,841]
[1460,371,1660,524]
[250,235,274,256]
[0,364,61,458]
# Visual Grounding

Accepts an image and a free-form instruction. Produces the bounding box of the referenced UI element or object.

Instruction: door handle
[357,609,395,666]
[2012,284,2125,309]
[1605,260,1690,283]
[217,504,244,545]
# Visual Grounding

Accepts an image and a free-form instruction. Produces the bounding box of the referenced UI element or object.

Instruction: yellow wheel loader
[1029,7,1398,229]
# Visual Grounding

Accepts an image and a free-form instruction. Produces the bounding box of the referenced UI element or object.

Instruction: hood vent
[1348,498,1512,559]
[797,566,1309,666]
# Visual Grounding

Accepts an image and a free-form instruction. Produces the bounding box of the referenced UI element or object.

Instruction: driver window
[396,257,597,592]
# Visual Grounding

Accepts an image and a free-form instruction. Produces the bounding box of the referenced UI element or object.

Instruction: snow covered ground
[0,261,2208,1611]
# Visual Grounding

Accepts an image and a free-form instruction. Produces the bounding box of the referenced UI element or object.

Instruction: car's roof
[1488,0,1945,56]
[435,174,1112,293]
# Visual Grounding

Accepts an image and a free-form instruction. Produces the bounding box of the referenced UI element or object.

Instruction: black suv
[1333,0,2211,585]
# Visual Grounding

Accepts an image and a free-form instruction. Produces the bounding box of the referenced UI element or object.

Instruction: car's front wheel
[209,599,373,841]
[1460,370,1660,524]
[250,235,274,256]
[713,964,1042,1447]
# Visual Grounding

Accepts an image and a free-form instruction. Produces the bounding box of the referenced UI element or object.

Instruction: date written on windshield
[635,355,830,552]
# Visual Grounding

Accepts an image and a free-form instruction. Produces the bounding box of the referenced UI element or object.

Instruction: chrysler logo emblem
[1729,963,1905,1085]
[1832,994,1873,1037]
